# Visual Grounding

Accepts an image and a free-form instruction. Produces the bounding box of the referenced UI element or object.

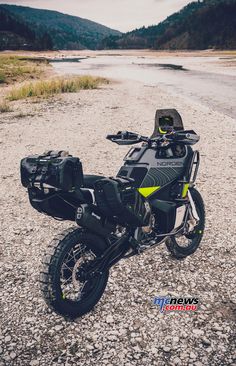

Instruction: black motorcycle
[20,109,205,318]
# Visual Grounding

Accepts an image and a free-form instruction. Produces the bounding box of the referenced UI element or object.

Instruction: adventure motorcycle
[20,109,205,318]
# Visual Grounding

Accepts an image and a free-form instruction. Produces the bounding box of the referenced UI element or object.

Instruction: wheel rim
[174,234,192,248]
[60,243,96,302]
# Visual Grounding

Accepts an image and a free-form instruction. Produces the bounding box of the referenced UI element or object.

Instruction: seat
[83,175,105,189]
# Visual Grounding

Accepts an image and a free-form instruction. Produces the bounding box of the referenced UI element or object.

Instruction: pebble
[30,360,39,366]
[173,336,179,343]
[163,346,171,352]
[190,352,197,359]
[106,315,114,324]
[10,352,16,359]
[172,357,182,365]
[193,329,204,336]
[54,325,63,331]
[86,344,94,351]
[1,75,235,366]
[201,337,211,346]
[91,334,98,342]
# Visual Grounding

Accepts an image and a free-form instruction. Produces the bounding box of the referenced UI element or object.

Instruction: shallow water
[51,55,236,119]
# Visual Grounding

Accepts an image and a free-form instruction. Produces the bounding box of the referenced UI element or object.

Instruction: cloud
[0,0,192,31]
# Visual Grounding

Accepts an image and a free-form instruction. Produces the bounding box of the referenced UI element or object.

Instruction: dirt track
[0,79,235,365]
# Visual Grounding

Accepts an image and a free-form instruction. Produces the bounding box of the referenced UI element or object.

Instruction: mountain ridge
[1,1,235,51]
[101,0,236,50]
[0,4,121,50]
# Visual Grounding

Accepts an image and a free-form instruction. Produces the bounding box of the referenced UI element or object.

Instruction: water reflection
[51,55,236,118]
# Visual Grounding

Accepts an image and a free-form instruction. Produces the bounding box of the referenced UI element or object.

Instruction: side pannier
[20,150,83,191]
[20,151,84,220]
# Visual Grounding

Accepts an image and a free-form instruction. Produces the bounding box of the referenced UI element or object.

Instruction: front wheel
[166,187,205,259]
[40,227,109,318]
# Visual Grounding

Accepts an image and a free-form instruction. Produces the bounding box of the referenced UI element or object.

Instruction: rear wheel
[40,227,109,318]
[166,188,205,259]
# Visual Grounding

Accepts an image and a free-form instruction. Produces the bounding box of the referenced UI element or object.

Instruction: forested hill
[102,0,236,50]
[0,4,121,50]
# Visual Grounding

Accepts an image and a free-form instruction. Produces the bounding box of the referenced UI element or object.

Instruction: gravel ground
[0,80,235,366]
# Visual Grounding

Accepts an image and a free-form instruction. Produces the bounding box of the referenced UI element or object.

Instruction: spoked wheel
[60,243,96,301]
[40,228,109,318]
[166,187,205,259]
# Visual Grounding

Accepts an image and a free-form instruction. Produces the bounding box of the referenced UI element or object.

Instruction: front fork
[177,188,199,235]
[188,189,200,222]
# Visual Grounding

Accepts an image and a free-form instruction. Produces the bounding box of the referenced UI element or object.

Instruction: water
[51,54,236,119]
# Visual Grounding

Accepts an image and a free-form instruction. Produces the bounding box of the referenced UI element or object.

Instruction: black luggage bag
[20,151,84,220]
[28,187,81,221]
[21,151,83,191]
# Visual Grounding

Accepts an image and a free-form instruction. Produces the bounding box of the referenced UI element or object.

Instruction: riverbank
[1,49,236,110]
[0,54,51,111]
[1,49,236,75]
[0,55,108,109]
[0,54,50,85]
[0,77,235,365]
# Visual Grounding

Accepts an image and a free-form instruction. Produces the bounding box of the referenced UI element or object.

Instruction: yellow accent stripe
[138,186,160,198]
[159,127,167,134]
[182,183,190,198]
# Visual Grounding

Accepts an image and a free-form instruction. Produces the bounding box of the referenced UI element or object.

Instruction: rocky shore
[0,78,235,365]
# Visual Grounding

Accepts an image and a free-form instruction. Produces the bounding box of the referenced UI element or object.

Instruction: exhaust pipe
[76,204,115,238]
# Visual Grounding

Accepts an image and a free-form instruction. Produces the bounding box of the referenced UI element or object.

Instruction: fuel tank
[117,144,193,201]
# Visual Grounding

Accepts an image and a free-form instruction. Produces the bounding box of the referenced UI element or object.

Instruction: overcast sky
[1,0,192,32]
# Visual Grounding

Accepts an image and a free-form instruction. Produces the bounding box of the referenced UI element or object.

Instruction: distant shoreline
[1,49,236,59]
[1,50,236,119]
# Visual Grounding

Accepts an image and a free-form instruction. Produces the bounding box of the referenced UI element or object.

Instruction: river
[51,53,236,119]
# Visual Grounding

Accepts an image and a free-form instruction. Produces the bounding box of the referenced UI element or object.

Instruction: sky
[0,0,192,32]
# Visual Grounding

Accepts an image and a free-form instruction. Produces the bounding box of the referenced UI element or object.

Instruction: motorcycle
[20,109,205,318]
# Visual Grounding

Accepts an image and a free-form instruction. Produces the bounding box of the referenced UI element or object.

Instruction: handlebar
[106,131,147,145]
[106,130,199,146]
